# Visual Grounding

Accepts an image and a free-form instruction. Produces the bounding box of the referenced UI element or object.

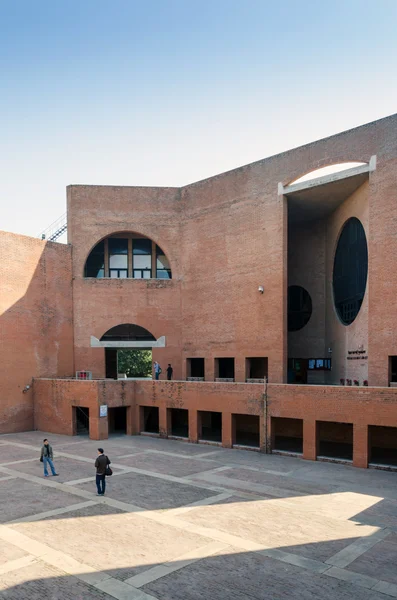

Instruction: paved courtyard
[0,432,397,599]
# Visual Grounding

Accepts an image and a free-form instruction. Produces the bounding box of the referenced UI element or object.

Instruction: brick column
[159,405,169,438]
[222,412,234,448]
[303,419,317,461]
[259,414,267,452]
[206,357,214,382]
[189,409,199,443]
[127,405,137,436]
[90,415,108,440]
[234,358,246,383]
[353,424,369,468]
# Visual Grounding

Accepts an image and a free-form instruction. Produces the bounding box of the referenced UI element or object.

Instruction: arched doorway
[99,324,157,380]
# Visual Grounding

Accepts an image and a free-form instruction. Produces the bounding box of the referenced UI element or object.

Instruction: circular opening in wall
[333,217,368,325]
[288,286,312,332]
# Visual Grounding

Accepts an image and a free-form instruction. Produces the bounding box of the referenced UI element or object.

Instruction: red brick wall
[67,185,183,379]
[0,233,73,433]
[65,115,397,388]
[33,378,397,467]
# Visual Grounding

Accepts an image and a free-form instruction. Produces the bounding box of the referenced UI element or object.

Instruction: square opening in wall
[170,408,189,438]
[187,358,205,379]
[246,357,268,381]
[199,411,222,443]
[215,358,235,381]
[233,414,260,448]
[369,425,397,467]
[141,406,159,434]
[317,421,353,461]
[272,417,303,453]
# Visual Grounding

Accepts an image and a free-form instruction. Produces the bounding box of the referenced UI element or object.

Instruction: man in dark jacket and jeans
[40,439,58,477]
[95,448,110,496]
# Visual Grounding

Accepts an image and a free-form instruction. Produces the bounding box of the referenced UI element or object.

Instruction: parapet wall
[33,378,397,468]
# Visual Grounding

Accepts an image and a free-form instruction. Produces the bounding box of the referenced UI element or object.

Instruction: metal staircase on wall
[39,213,67,242]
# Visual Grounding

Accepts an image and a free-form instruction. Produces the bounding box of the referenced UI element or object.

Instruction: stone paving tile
[115,453,222,477]
[351,498,397,530]
[0,542,27,567]
[57,441,146,459]
[0,561,113,599]
[75,471,215,509]
[11,505,213,582]
[9,457,122,483]
[218,467,336,495]
[0,446,39,463]
[143,548,387,600]
[0,479,84,524]
[136,437,223,456]
[179,497,375,561]
[347,535,397,584]
[204,448,300,472]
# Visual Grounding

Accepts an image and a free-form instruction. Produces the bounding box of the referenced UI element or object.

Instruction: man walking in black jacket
[95,448,110,496]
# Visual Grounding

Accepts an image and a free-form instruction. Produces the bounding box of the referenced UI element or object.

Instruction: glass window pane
[133,238,152,255]
[85,241,105,277]
[157,254,170,270]
[143,270,151,279]
[109,254,128,268]
[110,270,119,278]
[119,270,128,279]
[108,238,128,254]
[157,269,171,279]
[134,270,142,279]
[134,255,151,269]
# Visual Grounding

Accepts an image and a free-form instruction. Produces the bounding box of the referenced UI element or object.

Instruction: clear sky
[1,0,396,238]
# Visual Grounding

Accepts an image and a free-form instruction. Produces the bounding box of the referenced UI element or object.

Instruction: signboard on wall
[99,405,108,418]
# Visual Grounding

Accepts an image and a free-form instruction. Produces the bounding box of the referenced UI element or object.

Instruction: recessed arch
[100,324,156,342]
[84,231,172,280]
[289,162,367,186]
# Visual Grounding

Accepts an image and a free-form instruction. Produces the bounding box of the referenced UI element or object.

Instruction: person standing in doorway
[166,363,173,381]
[154,361,161,380]
[95,448,110,496]
[40,439,58,477]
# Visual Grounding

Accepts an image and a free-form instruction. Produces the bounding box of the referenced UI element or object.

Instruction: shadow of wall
[0,231,74,433]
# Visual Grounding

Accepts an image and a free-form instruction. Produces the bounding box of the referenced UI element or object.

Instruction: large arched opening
[84,233,172,280]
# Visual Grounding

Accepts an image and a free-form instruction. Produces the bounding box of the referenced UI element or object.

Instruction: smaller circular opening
[288,286,312,332]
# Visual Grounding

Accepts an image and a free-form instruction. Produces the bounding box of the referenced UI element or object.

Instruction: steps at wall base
[272,450,303,458]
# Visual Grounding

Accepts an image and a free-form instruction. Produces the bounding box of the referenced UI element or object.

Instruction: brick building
[1,113,397,469]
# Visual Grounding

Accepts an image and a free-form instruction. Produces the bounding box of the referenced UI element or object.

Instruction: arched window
[84,234,172,280]
[333,217,368,325]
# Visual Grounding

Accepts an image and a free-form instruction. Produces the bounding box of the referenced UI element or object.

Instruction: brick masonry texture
[1,113,397,470]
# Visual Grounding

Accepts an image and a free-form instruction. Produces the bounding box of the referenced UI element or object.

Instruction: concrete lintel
[90,336,166,348]
[282,162,373,196]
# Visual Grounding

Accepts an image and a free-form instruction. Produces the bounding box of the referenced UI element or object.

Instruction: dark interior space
[199,411,222,442]
[317,421,353,461]
[216,357,235,379]
[105,348,118,379]
[389,356,397,383]
[187,358,205,378]
[246,357,268,380]
[234,414,260,448]
[369,425,397,466]
[141,406,159,434]
[170,408,189,438]
[75,406,89,435]
[108,406,127,434]
[272,417,303,453]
